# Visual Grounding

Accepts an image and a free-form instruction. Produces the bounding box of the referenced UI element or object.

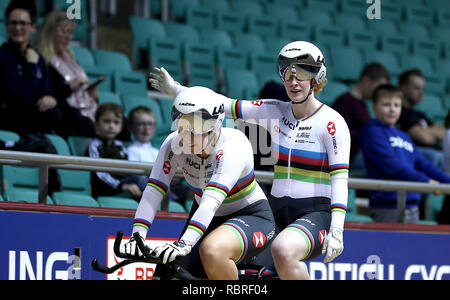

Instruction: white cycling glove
[322,227,344,263]
[120,235,150,258]
[152,240,192,264]
[148,67,186,97]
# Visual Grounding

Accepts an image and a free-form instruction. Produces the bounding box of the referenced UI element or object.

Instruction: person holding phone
[33,10,99,138]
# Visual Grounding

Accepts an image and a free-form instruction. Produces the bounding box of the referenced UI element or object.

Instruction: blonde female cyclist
[150,41,350,280]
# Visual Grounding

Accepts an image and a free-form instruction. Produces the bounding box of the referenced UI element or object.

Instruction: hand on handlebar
[120,234,151,258]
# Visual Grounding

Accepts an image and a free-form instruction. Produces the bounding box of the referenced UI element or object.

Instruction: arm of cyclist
[153,139,248,264]
[321,114,351,263]
[148,67,283,128]
[120,134,179,257]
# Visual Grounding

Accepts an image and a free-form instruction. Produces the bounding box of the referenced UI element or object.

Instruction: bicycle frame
[92,231,279,280]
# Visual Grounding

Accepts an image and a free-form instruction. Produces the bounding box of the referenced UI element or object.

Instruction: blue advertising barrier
[0,210,449,280]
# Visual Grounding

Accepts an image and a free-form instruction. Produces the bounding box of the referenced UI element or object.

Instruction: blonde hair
[32,10,76,63]
[314,78,328,94]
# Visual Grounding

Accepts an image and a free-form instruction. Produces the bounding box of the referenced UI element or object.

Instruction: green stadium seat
[263,3,299,20]
[184,199,194,211]
[437,9,450,27]
[0,130,20,143]
[168,201,187,213]
[300,9,333,27]
[264,36,292,58]
[52,192,99,207]
[398,22,429,40]
[97,196,139,209]
[216,11,245,34]
[379,34,410,57]
[314,25,345,50]
[199,28,233,49]
[334,13,367,31]
[113,70,148,97]
[183,42,218,90]
[44,134,91,195]
[415,93,446,121]
[72,46,95,68]
[170,0,200,20]
[378,2,402,20]
[93,49,132,72]
[364,51,402,77]
[249,52,277,87]
[68,136,93,157]
[404,6,435,27]
[164,22,200,43]
[216,48,248,71]
[330,46,364,83]
[317,81,349,106]
[185,7,215,30]
[4,188,54,204]
[98,90,122,106]
[366,19,399,35]
[224,69,259,99]
[279,21,312,42]
[234,33,266,53]
[83,65,114,92]
[229,0,264,17]
[304,0,339,12]
[400,54,435,78]
[346,212,373,222]
[200,0,230,12]
[148,37,183,84]
[341,0,369,15]
[247,16,279,37]
[346,29,378,52]
[411,38,441,61]
[129,16,166,67]
[426,194,445,222]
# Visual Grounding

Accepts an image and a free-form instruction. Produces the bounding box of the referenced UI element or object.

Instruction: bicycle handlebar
[91,231,196,280]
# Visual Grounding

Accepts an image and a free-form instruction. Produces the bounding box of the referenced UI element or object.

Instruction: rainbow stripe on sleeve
[147,178,169,197]
[331,203,347,214]
[187,220,207,237]
[330,164,349,176]
[231,100,243,120]
[133,218,151,231]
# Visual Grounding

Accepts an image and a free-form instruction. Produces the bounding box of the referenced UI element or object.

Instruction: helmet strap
[292,79,315,105]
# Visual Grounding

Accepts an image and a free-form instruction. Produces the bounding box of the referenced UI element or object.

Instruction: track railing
[1,150,449,223]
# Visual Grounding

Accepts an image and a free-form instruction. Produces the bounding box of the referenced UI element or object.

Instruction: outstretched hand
[148,67,184,97]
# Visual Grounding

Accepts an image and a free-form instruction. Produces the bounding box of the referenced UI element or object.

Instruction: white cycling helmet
[171,86,225,135]
[277,41,327,85]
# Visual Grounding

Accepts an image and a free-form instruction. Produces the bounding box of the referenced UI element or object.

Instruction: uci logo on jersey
[281,117,297,130]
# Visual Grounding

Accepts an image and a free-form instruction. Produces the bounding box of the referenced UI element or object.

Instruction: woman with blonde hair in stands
[33,10,98,138]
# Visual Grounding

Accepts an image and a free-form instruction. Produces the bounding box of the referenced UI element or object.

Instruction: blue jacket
[361,119,450,208]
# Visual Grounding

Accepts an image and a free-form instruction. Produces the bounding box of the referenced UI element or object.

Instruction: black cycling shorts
[175,199,276,277]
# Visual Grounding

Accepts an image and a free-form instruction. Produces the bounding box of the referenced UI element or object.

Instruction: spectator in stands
[438,110,450,224]
[333,63,390,171]
[0,0,63,135]
[33,10,97,138]
[398,69,446,169]
[361,84,450,223]
[127,106,159,163]
[89,103,147,199]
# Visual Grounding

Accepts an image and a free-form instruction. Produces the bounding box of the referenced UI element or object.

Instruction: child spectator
[127,106,159,163]
[333,63,390,170]
[360,84,450,223]
[89,103,147,199]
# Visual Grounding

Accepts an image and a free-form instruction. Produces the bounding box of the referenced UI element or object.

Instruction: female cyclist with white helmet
[149,41,351,280]
[121,86,275,280]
